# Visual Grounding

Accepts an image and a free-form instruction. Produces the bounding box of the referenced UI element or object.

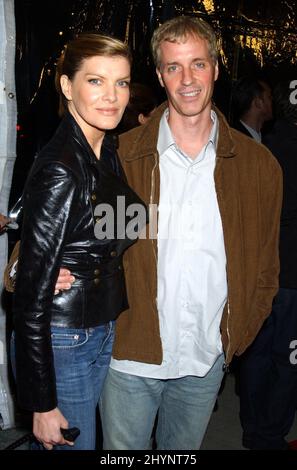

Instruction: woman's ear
[60,75,72,101]
[214,61,219,82]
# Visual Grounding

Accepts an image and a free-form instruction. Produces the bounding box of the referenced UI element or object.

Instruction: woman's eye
[88,78,101,85]
[117,80,130,87]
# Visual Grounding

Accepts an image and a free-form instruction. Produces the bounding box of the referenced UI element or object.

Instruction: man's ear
[156,68,164,88]
[138,113,146,125]
[254,95,263,109]
[60,74,72,101]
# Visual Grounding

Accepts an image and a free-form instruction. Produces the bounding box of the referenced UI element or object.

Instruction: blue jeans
[100,353,224,450]
[11,321,114,450]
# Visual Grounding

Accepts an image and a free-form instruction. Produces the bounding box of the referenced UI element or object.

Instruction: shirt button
[110,250,117,257]
[91,193,97,201]
[94,278,100,285]
[94,268,100,275]
[95,216,101,223]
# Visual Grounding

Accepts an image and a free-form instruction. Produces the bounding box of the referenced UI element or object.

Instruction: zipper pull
[222,362,230,373]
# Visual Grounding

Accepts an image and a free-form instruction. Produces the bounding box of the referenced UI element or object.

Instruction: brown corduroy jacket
[112,102,282,367]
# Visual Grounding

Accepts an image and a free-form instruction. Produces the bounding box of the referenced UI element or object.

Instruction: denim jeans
[100,353,224,450]
[11,321,114,450]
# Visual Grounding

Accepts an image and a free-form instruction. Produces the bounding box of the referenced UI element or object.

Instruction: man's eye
[167,65,179,73]
[194,62,205,69]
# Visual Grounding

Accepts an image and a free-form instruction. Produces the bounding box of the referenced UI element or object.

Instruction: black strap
[3,432,32,450]
[3,426,80,450]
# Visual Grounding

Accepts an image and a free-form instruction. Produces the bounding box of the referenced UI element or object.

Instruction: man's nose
[181,67,194,86]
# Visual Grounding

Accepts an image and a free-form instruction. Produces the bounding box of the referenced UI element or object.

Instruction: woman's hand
[54,268,75,294]
[33,408,74,450]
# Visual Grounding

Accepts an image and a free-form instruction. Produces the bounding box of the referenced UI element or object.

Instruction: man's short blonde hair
[151,16,218,69]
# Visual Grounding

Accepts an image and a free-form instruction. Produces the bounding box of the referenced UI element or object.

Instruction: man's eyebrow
[165,57,208,65]
[191,57,208,61]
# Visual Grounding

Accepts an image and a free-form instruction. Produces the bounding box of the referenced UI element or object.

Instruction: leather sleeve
[13,161,78,412]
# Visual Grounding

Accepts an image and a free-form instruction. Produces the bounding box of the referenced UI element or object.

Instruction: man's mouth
[179,89,201,97]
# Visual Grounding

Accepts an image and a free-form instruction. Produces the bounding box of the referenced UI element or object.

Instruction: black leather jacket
[13,113,145,412]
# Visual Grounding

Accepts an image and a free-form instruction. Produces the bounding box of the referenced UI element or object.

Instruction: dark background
[10,0,297,210]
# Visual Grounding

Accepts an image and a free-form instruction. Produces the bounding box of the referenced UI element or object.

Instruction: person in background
[240,79,297,450]
[232,76,273,142]
[57,16,282,450]
[12,32,144,450]
[116,82,157,133]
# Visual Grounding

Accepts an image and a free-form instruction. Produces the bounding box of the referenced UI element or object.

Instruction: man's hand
[55,268,75,294]
[33,408,74,450]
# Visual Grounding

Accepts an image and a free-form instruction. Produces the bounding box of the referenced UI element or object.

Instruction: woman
[12,33,145,450]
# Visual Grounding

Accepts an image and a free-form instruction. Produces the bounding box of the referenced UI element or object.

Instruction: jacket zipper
[223,297,231,372]
[150,152,158,265]
[215,157,232,373]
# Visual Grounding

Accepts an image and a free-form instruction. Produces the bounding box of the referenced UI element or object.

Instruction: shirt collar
[157,108,175,156]
[209,109,219,148]
[240,120,262,143]
[157,108,219,157]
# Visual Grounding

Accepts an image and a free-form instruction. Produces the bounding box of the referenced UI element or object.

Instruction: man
[58,16,282,450]
[232,76,273,142]
[239,80,297,450]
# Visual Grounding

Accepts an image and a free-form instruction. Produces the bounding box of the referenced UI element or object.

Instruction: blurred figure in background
[240,79,297,450]
[116,82,157,133]
[231,76,273,142]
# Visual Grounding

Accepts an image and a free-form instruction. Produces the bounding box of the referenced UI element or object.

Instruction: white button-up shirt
[111,109,227,378]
